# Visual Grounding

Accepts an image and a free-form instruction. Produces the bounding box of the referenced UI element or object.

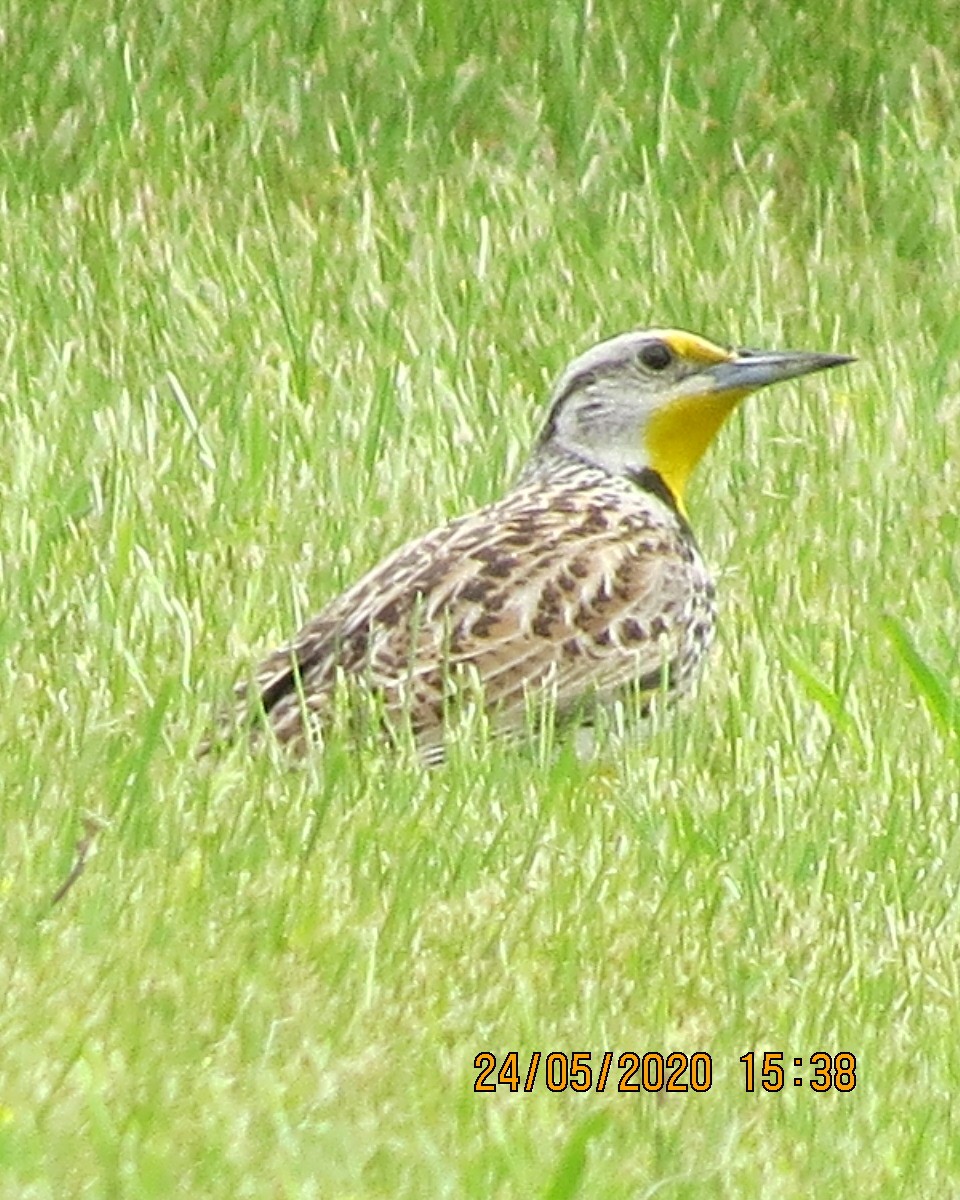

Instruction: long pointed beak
[707,347,856,394]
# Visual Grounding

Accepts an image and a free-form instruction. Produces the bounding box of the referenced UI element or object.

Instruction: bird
[218,328,854,759]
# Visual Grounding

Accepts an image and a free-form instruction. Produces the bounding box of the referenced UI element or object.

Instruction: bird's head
[532,328,855,510]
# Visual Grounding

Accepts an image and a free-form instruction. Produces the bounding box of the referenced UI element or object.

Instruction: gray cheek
[573,398,607,423]
[582,404,639,446]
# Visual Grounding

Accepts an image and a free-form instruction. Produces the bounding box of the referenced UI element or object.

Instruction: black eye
[638,340,673,371]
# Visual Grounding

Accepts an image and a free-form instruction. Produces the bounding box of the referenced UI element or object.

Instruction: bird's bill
[705,348,856,394]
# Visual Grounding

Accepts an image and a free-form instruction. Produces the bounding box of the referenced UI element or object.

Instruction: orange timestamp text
[473,1050,858,1093]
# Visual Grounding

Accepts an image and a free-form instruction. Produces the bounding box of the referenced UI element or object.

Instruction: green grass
[2,0,960,1194]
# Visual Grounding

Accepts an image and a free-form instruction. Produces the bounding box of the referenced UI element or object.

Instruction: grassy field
[2,0,960,1194]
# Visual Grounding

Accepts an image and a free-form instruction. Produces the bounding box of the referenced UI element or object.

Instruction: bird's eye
[638,340,673,371]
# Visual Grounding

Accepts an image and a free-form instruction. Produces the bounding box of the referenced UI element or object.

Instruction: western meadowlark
[221,328,853,758]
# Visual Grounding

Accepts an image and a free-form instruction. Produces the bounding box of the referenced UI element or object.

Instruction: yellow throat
[642,332,743,510]
[645,387,747,510]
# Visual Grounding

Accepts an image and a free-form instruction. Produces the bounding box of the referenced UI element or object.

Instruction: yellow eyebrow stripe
[644,328,735,367]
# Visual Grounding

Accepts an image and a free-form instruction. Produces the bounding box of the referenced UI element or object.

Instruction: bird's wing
[236,479,699,744]
[436,518,697,722]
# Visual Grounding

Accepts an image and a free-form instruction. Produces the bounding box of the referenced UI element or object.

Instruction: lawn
[2,0,959,1195]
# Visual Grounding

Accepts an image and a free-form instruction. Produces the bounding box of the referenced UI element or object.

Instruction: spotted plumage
[215,328,853,757]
